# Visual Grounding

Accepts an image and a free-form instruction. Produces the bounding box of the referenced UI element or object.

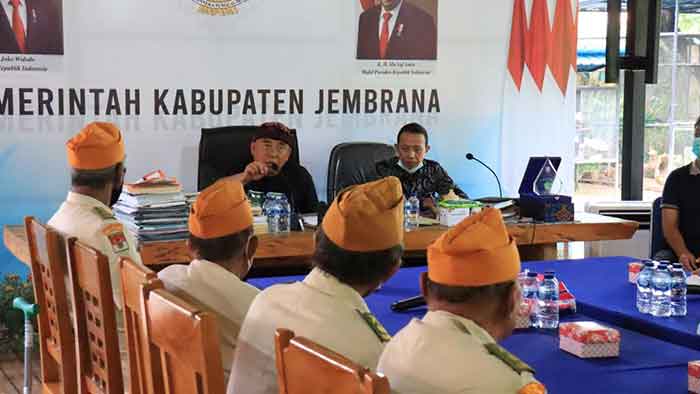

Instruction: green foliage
[0,274,35,355]
[679,14,700,34]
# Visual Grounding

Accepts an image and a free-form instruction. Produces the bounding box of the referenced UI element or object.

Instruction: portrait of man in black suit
[0,0,63,55]
[356,0,437,61]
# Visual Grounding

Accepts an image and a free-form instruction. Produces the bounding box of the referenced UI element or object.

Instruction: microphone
[466,153,503,199]
[390,295,426,311]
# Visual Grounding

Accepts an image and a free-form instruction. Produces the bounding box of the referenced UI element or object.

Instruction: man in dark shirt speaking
[376,123,466,217]
[659,119,700,271]
[225,122,318,214]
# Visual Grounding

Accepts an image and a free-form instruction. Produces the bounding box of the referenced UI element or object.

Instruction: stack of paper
[114,171,190,242]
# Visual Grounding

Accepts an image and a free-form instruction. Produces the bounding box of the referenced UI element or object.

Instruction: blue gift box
[518,157,574,222]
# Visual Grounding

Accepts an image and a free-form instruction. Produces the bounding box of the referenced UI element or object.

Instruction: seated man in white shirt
[377,208,546,394]
[227,176,405,394]
[158,179,260,381]
[49,121,142,309]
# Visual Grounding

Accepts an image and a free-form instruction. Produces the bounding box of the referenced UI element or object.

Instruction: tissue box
[559,322,620,358]
[628,262,643,284]
[438,200,482,227]
[690,361,700,393]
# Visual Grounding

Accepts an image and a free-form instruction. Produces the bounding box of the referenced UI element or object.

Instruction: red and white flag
[501,0,578,196]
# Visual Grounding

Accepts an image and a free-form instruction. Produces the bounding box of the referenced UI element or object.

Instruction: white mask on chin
[398,161,424,174]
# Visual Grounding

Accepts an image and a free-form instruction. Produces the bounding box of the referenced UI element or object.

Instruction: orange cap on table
[189,180,253,239]
[427,208,521,286]
[321,176,404,252]
[66,122,125,170]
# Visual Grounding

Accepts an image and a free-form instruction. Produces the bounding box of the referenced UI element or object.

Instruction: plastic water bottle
[536,272,559,329]
[278,194,291,233]
[636,261,654,314]
[264,193,280,233]
[404,195,420,231]
[265,193,290,234]
[650,263,672,317]
[522,271,539,327]
[670,263,687,317]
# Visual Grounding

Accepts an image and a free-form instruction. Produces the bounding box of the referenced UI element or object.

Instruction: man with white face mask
[158,179,259,381]
[376,122,467,217]
[658,117,700,272]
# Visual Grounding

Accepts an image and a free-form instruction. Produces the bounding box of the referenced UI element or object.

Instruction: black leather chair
[197,126,300,191]
[326,142,396,203]
[650,196,669,258]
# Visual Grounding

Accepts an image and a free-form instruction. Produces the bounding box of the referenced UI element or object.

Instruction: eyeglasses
[261,141,291,155]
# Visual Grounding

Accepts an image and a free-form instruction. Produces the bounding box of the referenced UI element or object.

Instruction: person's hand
[679,253,699,272]
[242,161,270,183]
[261,121,291,134]
[441,190,460,201]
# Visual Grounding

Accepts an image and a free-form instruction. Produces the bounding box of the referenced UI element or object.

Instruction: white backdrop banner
[0,0,576,274]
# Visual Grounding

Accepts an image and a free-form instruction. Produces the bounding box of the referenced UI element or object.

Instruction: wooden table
[4,213,638,274]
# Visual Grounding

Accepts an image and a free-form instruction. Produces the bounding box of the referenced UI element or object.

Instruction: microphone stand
[466,153,512,204]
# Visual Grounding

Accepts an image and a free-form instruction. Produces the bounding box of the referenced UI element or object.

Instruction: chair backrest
[198,126,300,191]
[650,196,669,258]
[23,216,78,394]
[326,142,396,203]
[143,289,225,394]
[275,328,390,394]
[66,238,123,394]
[119,258,162,394]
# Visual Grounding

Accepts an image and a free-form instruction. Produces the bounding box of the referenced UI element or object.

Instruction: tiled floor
[0,353,41,394]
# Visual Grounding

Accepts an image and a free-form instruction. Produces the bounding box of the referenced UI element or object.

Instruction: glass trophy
[533,157,558,196]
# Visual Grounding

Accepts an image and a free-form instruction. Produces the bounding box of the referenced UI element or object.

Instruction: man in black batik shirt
[376,123,467,217]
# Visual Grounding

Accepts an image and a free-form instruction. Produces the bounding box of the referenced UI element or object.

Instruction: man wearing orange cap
[377,208,545,394]
[227,177,405,394]
[49,121,142,308]
[158,179,260,381]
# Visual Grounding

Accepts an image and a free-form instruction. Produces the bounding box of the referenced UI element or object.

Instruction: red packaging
[689,361,700,393]
[559,321,620,358]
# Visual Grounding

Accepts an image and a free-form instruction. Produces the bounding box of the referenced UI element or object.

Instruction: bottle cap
[527,272,538,277]
[544,273,555,279]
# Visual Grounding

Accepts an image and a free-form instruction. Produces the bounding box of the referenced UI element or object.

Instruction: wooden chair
[275,328,390,394]
[66,238,123,394]
[142,288,225,394]
[24,216,78,394]
[119,258,162,394]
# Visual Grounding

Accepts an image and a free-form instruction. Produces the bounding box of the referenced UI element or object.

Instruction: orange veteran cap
[321,177,404,252]
[66,122,125,170]
[427,208,521,287]
[189,180,253,239]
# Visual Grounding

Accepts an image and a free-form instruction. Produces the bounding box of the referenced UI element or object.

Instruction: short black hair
[695,116,700,129]
[397,123,429,146]
[312,229,403,287]
[425,277,515,306]
[189,227,254,262]
[70,163,121,189]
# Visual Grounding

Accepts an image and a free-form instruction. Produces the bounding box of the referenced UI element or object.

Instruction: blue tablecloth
[249,265,700,394]
[521,257,700,350]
